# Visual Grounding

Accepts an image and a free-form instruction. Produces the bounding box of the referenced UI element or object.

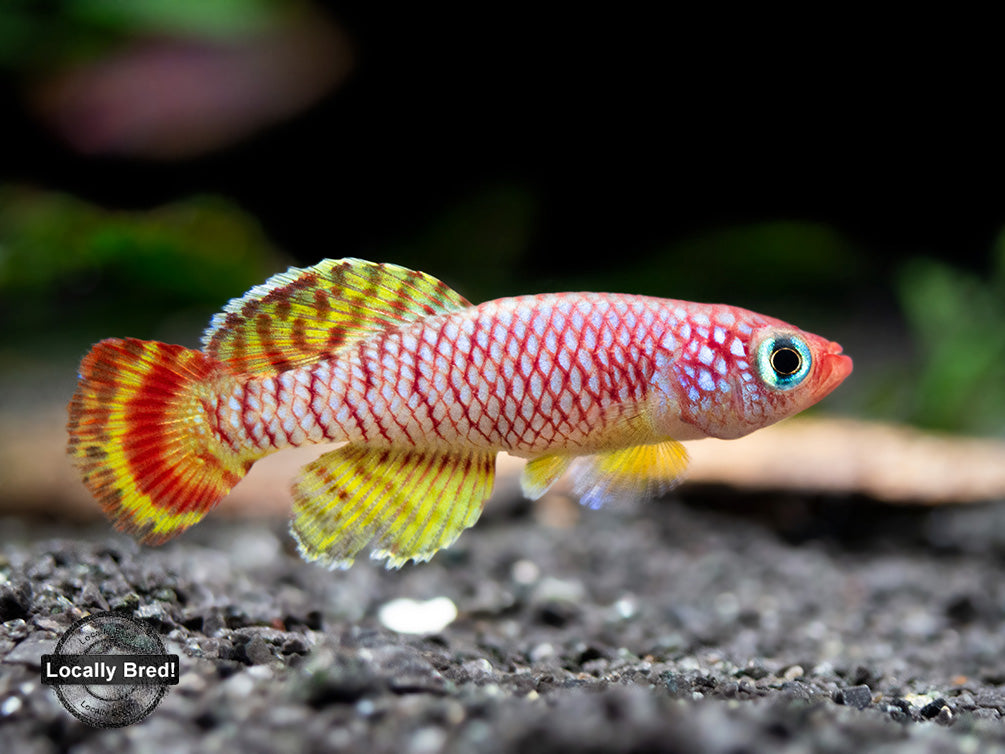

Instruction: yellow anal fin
[570,439,690,510]
[203,258,471,376]
[521,454,573,500]
[291,444,495,569]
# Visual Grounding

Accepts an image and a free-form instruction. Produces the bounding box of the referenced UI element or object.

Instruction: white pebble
[611,597,637,620]
[378,597,458,634]
[408,726,447,754]
[530,643,556,662]
[511,559,540,585]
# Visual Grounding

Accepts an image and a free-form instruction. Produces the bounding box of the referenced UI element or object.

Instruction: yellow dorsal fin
[569,439,690,509]
[202,258,470,376]
[521,454,573,500]
[291,444,495,569]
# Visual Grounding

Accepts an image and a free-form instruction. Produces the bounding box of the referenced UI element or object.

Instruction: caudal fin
[67,338,255,544]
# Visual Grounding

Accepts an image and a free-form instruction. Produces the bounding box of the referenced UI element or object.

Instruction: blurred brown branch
[4,414,1004,529]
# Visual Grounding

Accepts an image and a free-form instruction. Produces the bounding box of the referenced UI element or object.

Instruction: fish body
[68,259,852,568]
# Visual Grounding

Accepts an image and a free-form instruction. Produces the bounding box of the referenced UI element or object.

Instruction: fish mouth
[818,342,853,394]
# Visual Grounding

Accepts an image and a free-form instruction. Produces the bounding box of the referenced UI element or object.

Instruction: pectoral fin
[520,454,573,500]
[291,444,495,569]
[569,439,690,509]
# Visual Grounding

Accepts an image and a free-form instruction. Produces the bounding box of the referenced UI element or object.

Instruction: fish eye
[770,346,802,376]
[757,334,812,390]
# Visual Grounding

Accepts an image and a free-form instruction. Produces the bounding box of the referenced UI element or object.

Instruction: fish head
[750,323,851,412]
[664,308,853,440]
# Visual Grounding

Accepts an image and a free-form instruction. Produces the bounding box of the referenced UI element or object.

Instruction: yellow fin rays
[521,454,573,500]
[203,258,471,376]
[291,444,495,569]
[521,441,690,508]
[566,440,690,509]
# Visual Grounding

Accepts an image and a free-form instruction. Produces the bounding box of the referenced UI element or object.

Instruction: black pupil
[771,346,802,376]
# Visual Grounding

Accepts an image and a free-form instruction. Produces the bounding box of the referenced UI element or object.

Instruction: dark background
[3,8,1000,272]
[1,6,1004,432]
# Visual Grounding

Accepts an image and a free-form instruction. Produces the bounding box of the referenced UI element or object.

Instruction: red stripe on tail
[68,338,256,544]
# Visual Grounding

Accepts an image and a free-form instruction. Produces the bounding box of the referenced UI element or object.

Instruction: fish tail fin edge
[67,337,254,544]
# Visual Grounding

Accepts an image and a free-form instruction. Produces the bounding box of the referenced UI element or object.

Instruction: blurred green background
[1,3,1002,436]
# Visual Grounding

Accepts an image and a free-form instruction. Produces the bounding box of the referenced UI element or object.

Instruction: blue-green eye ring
[756,334,812,390]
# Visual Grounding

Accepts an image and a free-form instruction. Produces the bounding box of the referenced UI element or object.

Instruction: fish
[67,258,853,568]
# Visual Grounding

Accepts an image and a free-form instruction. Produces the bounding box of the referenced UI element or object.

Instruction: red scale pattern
[214,294,679,456]
[213,292,846,455]
[291,294,678,455]
[219,295,787,458]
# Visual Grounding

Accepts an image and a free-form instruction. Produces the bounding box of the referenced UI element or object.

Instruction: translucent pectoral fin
[569,439,690,510]
[291,444,495,569]
[521,454,574,500]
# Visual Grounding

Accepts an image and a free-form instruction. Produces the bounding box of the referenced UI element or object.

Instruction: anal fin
[521,454,573,500]
[291,444,495,569]
[569,439,690,510]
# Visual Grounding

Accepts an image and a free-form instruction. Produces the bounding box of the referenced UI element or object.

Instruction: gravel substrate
[4,489,1005,752]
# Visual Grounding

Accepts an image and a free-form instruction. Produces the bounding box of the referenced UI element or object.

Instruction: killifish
[68,258,852,568]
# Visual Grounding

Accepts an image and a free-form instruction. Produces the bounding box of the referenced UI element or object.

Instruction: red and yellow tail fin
[67,338,254,544]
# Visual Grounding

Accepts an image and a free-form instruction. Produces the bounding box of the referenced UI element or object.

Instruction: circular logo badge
[41,611,179,728]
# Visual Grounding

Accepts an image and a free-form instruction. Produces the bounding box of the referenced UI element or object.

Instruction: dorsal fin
[202,258,470,376]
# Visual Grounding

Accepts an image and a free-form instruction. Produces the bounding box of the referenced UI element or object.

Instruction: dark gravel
[4,490,1005,752]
